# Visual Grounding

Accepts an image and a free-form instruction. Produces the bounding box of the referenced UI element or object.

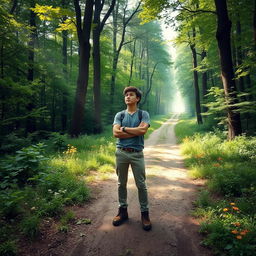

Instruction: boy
[112,86,151,231]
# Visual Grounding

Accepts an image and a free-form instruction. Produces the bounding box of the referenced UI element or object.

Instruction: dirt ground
[20,114,212,256]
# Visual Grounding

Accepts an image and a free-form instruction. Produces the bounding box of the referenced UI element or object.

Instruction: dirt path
[23,115,211,256]
[65,114,211,256]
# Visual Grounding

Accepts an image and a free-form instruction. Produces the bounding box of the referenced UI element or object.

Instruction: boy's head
[123,86,142,103]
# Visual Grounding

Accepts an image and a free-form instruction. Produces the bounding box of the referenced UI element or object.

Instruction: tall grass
[175,118,256,256]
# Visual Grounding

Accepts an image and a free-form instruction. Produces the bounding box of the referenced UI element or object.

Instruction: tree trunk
[189,28,203,124]
[254,0,256,45]
[109,1,140,112]
[93,0,116,134]
[61,0,68,132]
[140,62,159,107]
[214,0,242,139]
[128,39,136,85]
[26,1,37,134]
[201,50,208,113]
[70,0,93,137]
[236,16,246,96]
[93,10,102,134]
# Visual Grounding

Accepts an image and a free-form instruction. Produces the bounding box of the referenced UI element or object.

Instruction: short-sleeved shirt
[113,109,150,151]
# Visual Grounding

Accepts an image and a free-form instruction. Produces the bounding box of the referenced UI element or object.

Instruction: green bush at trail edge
[175,118,256,256]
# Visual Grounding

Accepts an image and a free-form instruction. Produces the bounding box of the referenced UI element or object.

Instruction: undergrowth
[175,118,256,256]
[0,113,169,255]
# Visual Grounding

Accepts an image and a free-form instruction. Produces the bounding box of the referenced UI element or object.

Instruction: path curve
[67,114,211,256]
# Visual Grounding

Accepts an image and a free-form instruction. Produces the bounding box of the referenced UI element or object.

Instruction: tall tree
[70,0,94,137]
[26,0,37,134]
[109,0,141,111]
[189,27,203,124]
[93,0,116,134]
[214,0,242,139]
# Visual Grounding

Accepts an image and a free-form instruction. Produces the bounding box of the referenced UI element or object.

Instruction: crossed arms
[113,122,149,138]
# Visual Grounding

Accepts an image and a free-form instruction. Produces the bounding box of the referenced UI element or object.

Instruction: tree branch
[100,0,116,32]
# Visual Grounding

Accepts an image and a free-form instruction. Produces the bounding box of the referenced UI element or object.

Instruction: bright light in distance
[172,91,185,113]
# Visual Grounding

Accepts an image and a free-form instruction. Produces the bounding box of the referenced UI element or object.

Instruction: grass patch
[175,118,256,256]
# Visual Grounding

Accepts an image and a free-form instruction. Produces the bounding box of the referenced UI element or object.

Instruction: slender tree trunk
[93,11,102,134]
[139,43,145,79]
[140,62,159,107]
[110,0,119,108]
[128,39,136,85]
[254,0,256,45]
[93,0,116,134]
[61,29,68,132]
[201,50,208,113]
[0,44,3,79]
[26,1,37,134]
[70,0,93,137]
[51,86,56,131]
[236,16,246,96]
[61,0,68,132]
[109,1,140,111]
[214,0,242,139]
[189,28,203,124]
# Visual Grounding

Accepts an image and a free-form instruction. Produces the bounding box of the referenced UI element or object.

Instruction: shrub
[20,215,41,239]
[0,240,17,256]
[0,190,24,218]
[0,143,48,187]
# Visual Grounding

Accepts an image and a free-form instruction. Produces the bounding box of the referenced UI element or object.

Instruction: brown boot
[112,207,128,226]
[141,211,152,231]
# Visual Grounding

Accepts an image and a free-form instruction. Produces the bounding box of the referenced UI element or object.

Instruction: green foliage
[0,240,17,256]
[176,118,256,256]
[0,133,31,155]
[48,132,68,151]
[58,210,75,232]
[204,87,256,127]
[20,215,41,239]
[0,143,48,187]
[0,190,24,218]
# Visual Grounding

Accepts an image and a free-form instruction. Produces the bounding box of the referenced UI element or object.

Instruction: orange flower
[230,202,236,206]
[232,207,239,211]
[236,235,242,240]
[231,230,239,234]
[213,163,220,167]
[233,222,241,227]
[223,208,229,212]
[217,157,223,161]
[240,231,247,236]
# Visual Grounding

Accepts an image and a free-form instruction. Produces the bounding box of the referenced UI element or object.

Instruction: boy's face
[124,91,140,105]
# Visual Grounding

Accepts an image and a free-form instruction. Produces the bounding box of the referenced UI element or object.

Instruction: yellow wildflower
[223,208,229,212]
[230,202,235,206]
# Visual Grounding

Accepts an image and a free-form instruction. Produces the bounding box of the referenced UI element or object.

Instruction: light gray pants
[115,148,149,212]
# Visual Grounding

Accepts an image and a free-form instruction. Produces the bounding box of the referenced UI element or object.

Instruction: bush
[20,215,41,239]
[0,190,24,218]
[0,240,17,256]
[176,118,256,256]
[0,143,48,187]
[0,133,31,155]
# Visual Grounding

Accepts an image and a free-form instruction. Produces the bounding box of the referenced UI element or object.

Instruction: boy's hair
[123,86,142,103]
